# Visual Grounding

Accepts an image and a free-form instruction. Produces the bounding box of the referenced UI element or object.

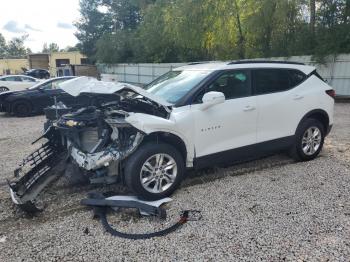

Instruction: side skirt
[193,136,294,169]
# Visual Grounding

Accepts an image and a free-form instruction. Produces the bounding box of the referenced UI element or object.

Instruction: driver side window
[194,70,251,103]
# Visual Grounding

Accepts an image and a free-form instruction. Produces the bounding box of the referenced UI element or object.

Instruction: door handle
[293,94,304,100]
[243,105,256,112]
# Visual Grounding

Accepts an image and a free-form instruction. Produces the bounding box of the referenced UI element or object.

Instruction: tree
[42,43,60,53]
[83,0,350,63]
[75,0,155,62]
[61,45,80,52]
[74,0,114,61]
[0,33,7,58]
[310,0,316,34]
[6,35,29,57]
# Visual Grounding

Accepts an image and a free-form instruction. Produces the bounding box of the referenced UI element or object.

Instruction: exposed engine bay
[8,77,172,212]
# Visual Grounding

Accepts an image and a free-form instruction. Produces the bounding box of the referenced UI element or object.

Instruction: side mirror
[200,91,225,110]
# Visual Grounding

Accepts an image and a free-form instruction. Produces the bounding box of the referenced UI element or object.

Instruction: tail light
[326,89,335,99]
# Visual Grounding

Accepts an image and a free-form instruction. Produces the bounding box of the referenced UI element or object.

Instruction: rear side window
[253,69,290,95]
[288,69,306,87]
[21,76,36,82]
[3,76,21,81]
[253,69,306,95]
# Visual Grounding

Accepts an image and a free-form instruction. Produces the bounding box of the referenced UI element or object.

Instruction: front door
[191,70,257,161]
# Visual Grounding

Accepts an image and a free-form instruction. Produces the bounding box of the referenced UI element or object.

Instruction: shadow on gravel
[0,113,12,118]
[0,152,295,226]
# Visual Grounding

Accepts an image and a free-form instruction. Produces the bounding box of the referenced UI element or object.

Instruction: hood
[0,89,36,98]
[59,77,172,107]
[0,90,22,101]
[0,90,14,96]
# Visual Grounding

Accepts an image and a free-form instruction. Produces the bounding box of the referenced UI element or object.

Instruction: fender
[125,113,195,166]
[295,109,330,134]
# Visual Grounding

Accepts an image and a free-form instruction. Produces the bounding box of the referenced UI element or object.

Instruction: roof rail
[227,60,305,65]
[187,62,206,65]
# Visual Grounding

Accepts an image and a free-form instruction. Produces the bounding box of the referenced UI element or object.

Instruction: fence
[97,54,350,96]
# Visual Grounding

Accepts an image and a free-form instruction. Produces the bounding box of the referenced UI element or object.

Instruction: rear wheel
[290,118,325,161]
[12,100,32,117]
[124,143,185,200]
[0,86,9,93]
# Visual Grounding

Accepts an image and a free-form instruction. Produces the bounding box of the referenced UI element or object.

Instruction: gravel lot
[0,103,349,261]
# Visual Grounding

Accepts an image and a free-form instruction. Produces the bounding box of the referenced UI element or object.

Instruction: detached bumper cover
[8,128,67,212]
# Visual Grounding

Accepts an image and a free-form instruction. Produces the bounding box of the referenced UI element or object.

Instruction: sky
[0,0,81,52]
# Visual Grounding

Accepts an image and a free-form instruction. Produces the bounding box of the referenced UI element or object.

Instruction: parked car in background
[24,69,50,79]
[0,77,75,116]
[0,76,118,117]
[0,75,40,92]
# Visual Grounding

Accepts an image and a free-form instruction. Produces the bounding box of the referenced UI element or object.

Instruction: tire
[0,86,9,93]
[12,100,32,117]
[124,143,185,200]
[290,118,325,161]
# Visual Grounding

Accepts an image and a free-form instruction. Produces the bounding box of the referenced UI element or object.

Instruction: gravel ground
[0,103,349,261]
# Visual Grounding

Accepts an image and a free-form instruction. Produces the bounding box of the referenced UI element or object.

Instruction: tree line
[75,0,350,63]
[0,34,32,58]
[0,33,81,58]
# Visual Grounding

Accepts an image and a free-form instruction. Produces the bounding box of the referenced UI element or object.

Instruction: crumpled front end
[9,105,146,211]
[9,79,172,212]
[57,106,144,174]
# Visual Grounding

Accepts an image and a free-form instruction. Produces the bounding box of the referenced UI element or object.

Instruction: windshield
[145,70,212,104]
[28,77,72,90]
[28,78,53,89]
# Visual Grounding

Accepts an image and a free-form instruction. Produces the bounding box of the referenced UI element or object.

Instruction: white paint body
[59,63,334,167]
[0,75,40,91]
[124,63,334,167]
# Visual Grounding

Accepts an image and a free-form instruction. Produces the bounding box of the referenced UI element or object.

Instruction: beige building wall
[49,51,87,76]
[0,59,29,75]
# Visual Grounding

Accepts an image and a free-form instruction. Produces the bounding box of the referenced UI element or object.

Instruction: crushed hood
[59,76,172,107]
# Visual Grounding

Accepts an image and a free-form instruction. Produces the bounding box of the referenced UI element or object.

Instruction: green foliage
[42,43,60,53]
[0,33,7,58]
[75,0,350,63]
[74,0,114,61]
[1,34,30,58]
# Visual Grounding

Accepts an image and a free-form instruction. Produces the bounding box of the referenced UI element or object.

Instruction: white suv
[10,61,335,208]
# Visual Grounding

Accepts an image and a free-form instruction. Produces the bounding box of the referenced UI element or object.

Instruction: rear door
[1,76,24,91]
[253,68,307,143]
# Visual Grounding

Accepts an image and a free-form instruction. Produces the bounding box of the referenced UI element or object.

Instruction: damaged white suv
[9,61,335,211]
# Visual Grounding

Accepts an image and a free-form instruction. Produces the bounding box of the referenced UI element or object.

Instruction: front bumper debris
[8,130,66,212]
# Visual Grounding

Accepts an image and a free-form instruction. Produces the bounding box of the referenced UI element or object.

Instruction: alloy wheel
[140,153,178,193]
[301,126,322,155]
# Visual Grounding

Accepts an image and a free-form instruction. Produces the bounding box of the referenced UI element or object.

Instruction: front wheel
[12,100,32,117]
[290,118,325,161]
[124,143,185,200]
